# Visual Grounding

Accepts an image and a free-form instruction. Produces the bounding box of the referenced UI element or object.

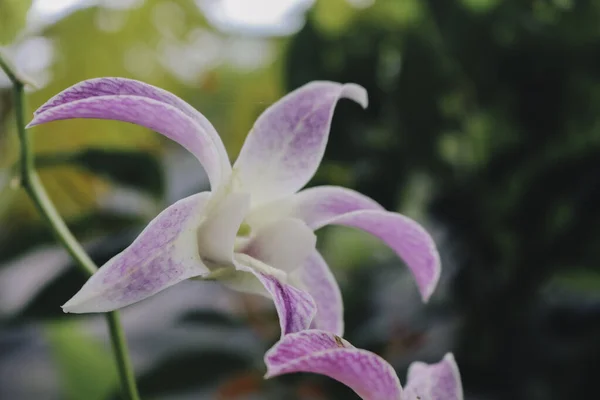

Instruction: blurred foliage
[1,0,600,399]
[46,321,118,400]
[0,0,286,236]
[0,0,31,44]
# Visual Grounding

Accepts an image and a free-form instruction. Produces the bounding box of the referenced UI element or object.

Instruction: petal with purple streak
[405,353,464,400]
[28,95,228,188]
[32,77,231,180]
[324,210,440,302]
[230,255,317,336]
[246,186,383,230]
[265,329,403,400]
[291,250,344,336]
[62,193,212,313]
[250,188,440,302]
[233,82,368,206]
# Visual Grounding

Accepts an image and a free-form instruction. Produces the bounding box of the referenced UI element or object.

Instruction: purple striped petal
[265,330,403,400]
[28,91,230,188]
[405,354,464,400]
[233,82,368,206]
[232,255,317,336]
[62,193,212,313]
[250,186,440,301]
[323,210,439,302]
[292,250,344,336]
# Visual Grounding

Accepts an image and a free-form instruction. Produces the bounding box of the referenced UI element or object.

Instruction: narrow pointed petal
[292,250,344,336]
[251,186,440,301]
[405,354,464,400]
[241,218,316,274]
[233,82,368,206]
[32,77,231,181]
[231,254,317,336]
[246,186,383,230]
[62,193,212,313]
[326,210,440,301]
[265,330,403,400]
[28,95,229,188]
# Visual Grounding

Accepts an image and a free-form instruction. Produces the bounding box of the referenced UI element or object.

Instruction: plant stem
[1,56,141,400]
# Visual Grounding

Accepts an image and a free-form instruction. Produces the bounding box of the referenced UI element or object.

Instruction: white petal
[197,192,250,265]
[241,218,316,274]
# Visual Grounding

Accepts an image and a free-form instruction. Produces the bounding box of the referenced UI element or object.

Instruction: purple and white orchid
[27,78,440,336]
[265,329,463,400]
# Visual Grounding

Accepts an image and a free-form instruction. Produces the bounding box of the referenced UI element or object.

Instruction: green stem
[1,56,141,400]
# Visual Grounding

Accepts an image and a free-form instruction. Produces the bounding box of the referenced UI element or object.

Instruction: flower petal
[241,218,316,274]
[230,254,317,336]
[32,78,230,179]
[265,329,403,400]
[291,250,344,336]
[197,192,250,265]
[405,353,464,400]
[251,187,440,301]
[323,210,439,302]
[246,186,383,230]
[62,193,212,313]
[28,93,229,188]
[233,82,368,206]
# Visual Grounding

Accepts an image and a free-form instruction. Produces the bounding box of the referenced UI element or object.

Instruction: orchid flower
[27,78,440,336]
[265,329,463,400]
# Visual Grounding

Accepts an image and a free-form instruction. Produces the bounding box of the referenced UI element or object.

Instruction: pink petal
[232,256,317,336]
[324,210,440,302]
[251,186,440,301]
[291,186,384,229]
[405,353,464,400]
[32,78,229,172]
[233,81,368,206]
[265,330,403,400]
[28,90,230,188]
[292,250,344,336]
[62,193,212,313]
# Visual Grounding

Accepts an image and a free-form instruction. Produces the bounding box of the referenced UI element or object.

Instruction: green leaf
[45,320,118,400]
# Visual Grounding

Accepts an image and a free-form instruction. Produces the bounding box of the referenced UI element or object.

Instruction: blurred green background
[1,0,599,399]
